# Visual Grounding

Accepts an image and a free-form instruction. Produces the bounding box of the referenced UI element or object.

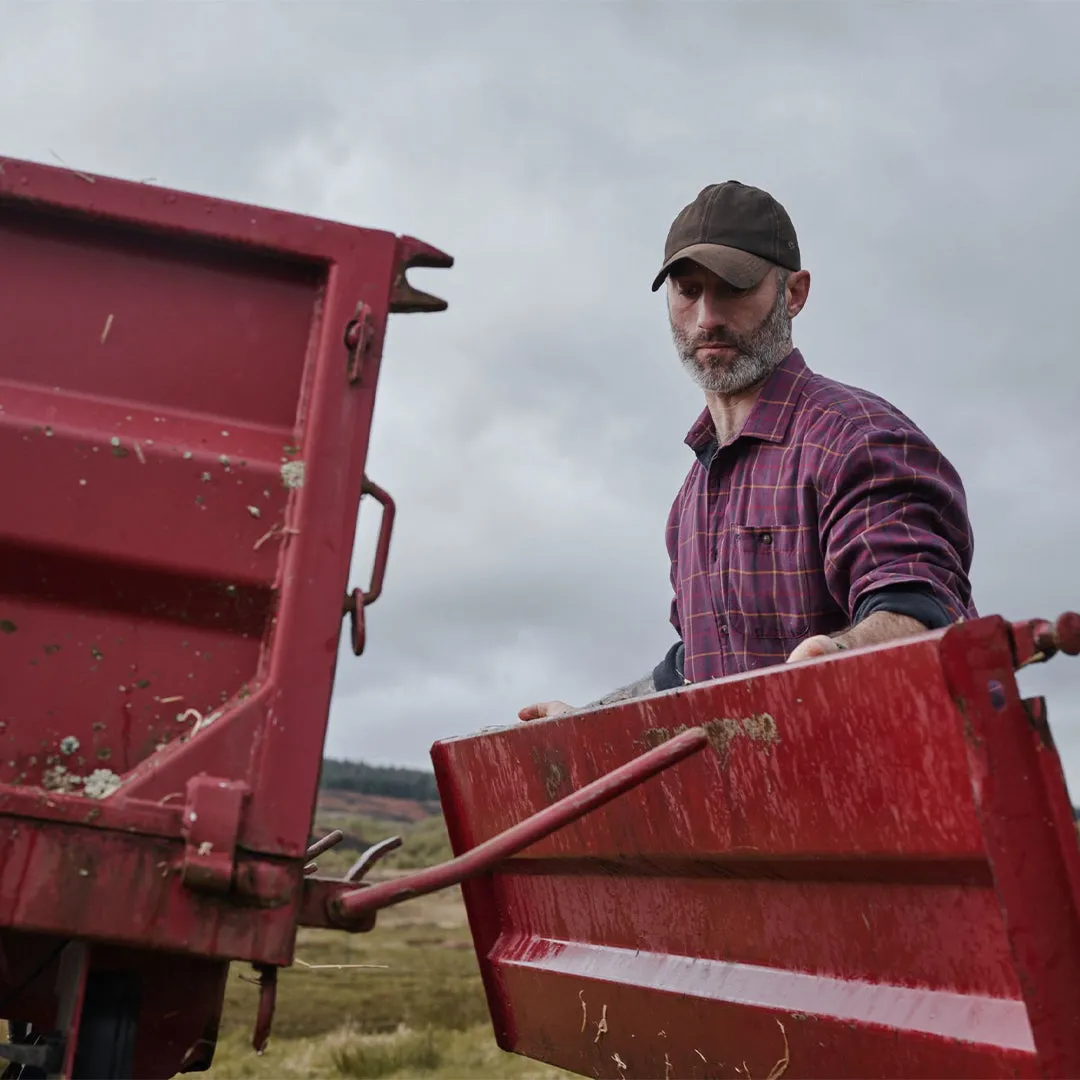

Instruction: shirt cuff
[853,583,952,630]
[653,640,685,691]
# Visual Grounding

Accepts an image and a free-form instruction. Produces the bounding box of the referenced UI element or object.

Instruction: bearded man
[520,181,976,721]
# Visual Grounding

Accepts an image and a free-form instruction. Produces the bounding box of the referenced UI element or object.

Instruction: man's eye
[675,282,700,298]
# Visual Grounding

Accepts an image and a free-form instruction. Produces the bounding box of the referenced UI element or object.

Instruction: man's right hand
[517,701,574,722]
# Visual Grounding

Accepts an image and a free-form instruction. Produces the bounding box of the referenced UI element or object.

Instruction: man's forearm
[833,611,927,650]
[585,672,656,710]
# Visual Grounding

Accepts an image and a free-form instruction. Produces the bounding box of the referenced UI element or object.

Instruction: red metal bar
[332,725,709,921]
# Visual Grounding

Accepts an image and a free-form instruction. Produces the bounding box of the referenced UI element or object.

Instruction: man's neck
[702,345,796,445]
[704,383,764,446]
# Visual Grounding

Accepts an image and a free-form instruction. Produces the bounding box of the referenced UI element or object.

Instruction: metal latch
[181,775,250,894]
[344,302,375,384]
[342,477,396,656]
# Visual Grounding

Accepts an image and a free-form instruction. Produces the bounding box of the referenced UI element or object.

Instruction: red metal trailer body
[3,153,1079,1080]
[0,155,451,1076]
[432,614,1080,1079]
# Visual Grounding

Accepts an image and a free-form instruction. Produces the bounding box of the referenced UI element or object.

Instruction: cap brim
[650,243,773,292]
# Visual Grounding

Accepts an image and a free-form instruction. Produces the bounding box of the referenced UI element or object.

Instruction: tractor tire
[70,971,139,1080]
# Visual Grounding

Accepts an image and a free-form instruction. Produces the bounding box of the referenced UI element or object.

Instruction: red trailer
[0,154,453,1077]
[1,155,1079,1079]
[431,612,1080,1079]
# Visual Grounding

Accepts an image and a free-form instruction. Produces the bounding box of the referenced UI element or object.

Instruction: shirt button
[760,532,772,545]
[720,623,729,634]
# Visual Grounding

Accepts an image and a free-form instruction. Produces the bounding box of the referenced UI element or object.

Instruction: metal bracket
[1009,611,1080,669]
[0,1036,62,1076]
[390,236,453,314]
[343,302,375,385]
[181,776,250,894]
[345,835,403,882]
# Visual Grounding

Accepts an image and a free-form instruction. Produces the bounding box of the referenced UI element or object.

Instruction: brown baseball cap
[651,181,801,292]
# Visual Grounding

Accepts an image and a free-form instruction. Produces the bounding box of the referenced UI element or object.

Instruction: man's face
[667,262,795,395]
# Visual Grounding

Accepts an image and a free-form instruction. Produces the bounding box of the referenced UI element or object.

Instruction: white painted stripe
[498,937,1035,1053]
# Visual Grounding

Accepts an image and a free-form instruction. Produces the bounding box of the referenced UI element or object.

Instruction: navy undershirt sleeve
[853,582,952,630]
[653,640,685,691]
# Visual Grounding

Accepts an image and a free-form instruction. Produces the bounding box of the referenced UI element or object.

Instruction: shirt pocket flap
[729,524,810,639]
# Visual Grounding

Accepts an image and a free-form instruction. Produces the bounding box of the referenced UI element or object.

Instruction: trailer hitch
[1010,611,1080,668]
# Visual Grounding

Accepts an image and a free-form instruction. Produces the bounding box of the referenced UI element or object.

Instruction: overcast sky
[3,2,1078,790]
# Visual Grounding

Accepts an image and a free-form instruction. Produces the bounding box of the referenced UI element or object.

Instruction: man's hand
[518,701,574,722]
[786,611,929,664]
[785,635,844,663]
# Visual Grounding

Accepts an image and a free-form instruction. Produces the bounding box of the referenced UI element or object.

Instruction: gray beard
[672,284,793,395]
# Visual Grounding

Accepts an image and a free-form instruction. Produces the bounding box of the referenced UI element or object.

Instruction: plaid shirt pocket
[727,524,811,641]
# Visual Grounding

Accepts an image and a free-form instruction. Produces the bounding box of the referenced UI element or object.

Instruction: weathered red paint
[433,615,1080,1079]
[336,725,709,921]
[0,154,450,1074]
[3,153,1079,1080]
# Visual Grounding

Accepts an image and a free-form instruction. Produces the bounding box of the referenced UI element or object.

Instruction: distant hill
[319,757,439,802]
[318,788,442,823]
[313,759,450,870]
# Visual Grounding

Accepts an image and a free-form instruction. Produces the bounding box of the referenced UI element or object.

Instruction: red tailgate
[432,615,1080,1079]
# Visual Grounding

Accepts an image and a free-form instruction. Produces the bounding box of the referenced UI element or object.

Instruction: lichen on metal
[82,768,122,799]
[280,459,305,489]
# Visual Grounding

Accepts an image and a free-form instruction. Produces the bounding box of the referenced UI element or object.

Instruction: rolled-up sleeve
[665,493,684,640]
[818,421,976,624]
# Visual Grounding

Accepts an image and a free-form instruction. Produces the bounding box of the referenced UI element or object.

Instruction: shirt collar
[684,349,811,461]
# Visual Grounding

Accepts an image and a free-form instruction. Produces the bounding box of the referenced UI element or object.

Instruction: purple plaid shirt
[665,349,976,683]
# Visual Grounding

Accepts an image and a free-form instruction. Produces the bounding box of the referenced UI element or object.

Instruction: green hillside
[319,757,438,801]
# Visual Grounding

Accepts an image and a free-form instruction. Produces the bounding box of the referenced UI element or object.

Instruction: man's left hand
[786,635,844,663]
[787,612,929,664]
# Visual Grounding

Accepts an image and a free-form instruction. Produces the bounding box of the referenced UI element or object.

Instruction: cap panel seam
[700,184,722,245]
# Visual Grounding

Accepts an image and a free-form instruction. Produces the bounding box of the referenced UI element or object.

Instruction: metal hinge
[343,302,375,384]
[181,775,250,894]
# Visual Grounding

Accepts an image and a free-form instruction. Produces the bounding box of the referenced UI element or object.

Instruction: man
[520,180,976,722]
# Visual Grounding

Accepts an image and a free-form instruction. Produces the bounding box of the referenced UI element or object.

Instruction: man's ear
[787,269,811,318]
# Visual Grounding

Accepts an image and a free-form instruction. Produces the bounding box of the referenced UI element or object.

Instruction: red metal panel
[432,617,1080,1079]
[0,154,449,995]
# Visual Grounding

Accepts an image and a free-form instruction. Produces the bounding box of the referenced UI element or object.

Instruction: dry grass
[206,1023,573,1079]
[205,878,573,1079]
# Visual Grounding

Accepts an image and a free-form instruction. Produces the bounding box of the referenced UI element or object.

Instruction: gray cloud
[3,4,1078,791]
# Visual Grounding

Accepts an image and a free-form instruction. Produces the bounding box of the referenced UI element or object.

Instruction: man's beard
[671,282,793,395]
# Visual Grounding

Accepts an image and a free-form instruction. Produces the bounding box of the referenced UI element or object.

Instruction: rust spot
[641,726,672,749]
[642,713,780,755]
[531,745,571,802]
[739,712,779,744]
[703,717,743,753]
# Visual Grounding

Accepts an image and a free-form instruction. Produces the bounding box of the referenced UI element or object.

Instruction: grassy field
[206,882,572,1080]
[204,813,574,1080]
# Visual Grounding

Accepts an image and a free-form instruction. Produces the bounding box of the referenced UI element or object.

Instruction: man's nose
[695,293,727,332]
